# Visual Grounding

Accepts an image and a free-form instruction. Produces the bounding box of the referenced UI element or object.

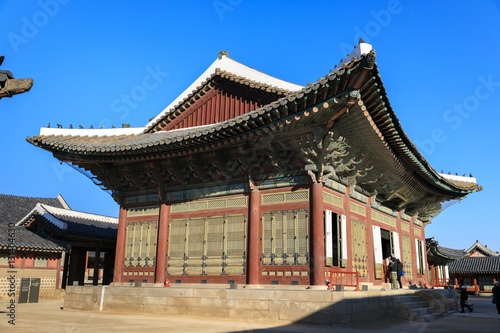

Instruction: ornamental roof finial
[218,51,229,59]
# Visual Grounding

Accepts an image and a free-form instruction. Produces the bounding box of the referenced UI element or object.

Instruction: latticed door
[206,216,224,275]
[124,221,157,268]
[262,209,309,266]
[167,220,187,275]
[351,219,368,277]
[402,235,413,280]
[186,218,205,275]
[225,215,246,275]
[167,214,246,276]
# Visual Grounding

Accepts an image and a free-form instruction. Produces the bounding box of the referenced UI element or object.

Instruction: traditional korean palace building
[27,42,482,288]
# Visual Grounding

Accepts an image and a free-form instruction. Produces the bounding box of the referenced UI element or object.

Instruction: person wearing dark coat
[492,280,500,314]
[389,255,401,289]
[459,279,473,313]
[396,259,403,289]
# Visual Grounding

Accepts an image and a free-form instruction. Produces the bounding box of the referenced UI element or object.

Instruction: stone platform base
[64,285,453,325]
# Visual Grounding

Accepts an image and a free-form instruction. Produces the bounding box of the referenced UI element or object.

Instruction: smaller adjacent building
[426,238,500,293]
[0,194,118,300]
[0,225,68,300]
[448,241,500,293]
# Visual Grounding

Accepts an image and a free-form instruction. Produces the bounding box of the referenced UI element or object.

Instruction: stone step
[394,295,422,303]
[415,313,443,322]
[409,307,433,317]
[399,301,429,309]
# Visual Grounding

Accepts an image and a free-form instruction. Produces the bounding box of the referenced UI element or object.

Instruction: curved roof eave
[364,63,481,195]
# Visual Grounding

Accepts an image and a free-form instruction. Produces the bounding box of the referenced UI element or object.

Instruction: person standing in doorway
[396,260,403,289]
[389,254,400,289]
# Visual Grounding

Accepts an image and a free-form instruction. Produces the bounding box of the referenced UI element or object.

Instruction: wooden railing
[432,277,450,287]
[326,267,360,291]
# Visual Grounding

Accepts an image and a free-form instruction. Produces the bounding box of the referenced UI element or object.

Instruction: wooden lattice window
[478,275,495,290]
[261,209,309,266]
[124,221,157,268]
[351,219,368,278]
[167,214,246,276]
[402,235,413,280]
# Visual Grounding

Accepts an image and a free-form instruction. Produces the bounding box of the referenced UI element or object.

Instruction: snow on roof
[39,127,145,137]
[16,203,119,229]
[439,173,477,184]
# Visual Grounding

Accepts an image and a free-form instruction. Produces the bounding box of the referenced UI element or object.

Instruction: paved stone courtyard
[0,296,498,332]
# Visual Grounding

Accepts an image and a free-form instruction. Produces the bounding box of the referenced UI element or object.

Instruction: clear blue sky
[1,1,499,252]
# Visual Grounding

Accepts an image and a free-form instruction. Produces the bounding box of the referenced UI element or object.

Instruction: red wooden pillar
[247,189,261,284]
[430,265,433,285]
[155,203,170,284]
[310,182,325,286]
[113,207,127,283]
[55,254,61,290]
[473,276,479,295]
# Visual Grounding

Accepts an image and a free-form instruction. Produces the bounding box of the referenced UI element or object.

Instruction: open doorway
[380,229,394,259]
[380,228,394,281]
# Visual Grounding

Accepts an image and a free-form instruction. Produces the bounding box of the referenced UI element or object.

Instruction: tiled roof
[436,246,469,259]
[0,194,68,226]
[466,240,499,256]
[426,237,468,265]
[0,225,69,252]
[17,204,118,239]
[27,46,481,198]
[24,50,380,158]
[448,256,500,274]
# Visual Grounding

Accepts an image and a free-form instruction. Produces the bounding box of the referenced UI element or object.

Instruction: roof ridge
[16,203,67,230]
[466,240,499,256]
[40,204,119,224]
[1,193,60,201]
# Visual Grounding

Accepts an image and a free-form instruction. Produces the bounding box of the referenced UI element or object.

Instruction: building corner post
[247,182,261,284]
[155,203,170,283]
[113,207,127,283]
[310,182,325,285]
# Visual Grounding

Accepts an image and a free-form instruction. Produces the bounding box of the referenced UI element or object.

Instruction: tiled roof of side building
[426,238,468,265]
[0,194,69,226]
[448,256,500,274]
[0,225,69,252]
[466,240,500,256]
[17,204,118,239]
[435,246,469,259]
